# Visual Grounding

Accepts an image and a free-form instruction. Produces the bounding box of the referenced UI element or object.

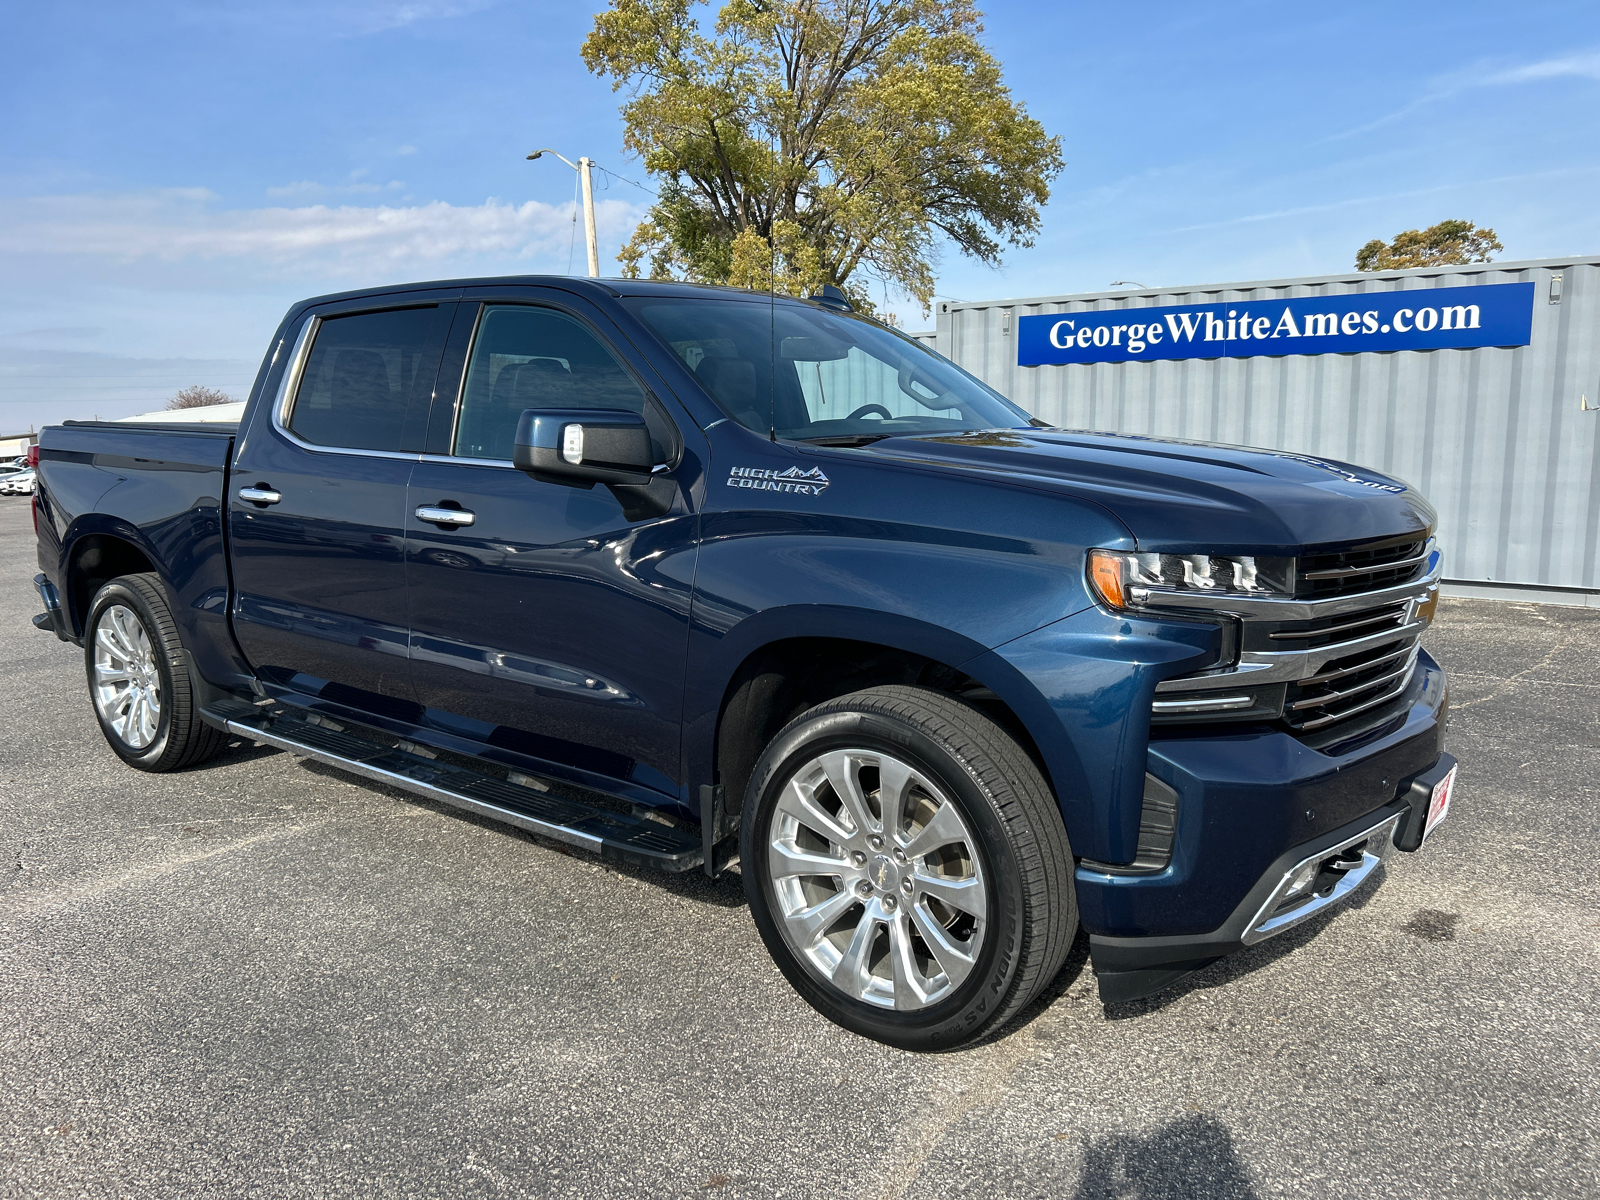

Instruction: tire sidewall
[742,707,1030,1051]
[84,580,177,768]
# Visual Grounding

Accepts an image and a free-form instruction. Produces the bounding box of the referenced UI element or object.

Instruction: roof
[938,254,1600,313]
[288,275,813,312]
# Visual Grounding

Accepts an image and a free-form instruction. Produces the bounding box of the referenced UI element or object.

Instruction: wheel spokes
[772,776,852,846]
[887,913,931,1011]
[910,900,978,988]
[831,908,878,996]
[788,886,860,949]
[768,840,846,882]
[819,751,877,839]
[768,745,988,1013]
[903,800,967,859]
[911,871,986,921]
[878,756,915,843]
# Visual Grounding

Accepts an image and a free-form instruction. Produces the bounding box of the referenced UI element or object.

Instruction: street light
[527,149,599,278]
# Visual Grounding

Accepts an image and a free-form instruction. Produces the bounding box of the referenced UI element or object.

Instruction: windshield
[622,296,1030,441]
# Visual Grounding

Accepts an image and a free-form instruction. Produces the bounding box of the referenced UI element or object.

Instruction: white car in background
[0,469,36,496]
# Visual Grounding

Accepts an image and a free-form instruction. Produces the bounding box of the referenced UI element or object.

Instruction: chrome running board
[223,707,704,873]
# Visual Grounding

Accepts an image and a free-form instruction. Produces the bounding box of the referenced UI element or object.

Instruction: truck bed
[34,420,239,690]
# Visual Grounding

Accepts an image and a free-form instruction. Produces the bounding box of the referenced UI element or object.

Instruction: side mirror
[513,408,654,486]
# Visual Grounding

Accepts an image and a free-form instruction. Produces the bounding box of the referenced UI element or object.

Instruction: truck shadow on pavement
[1070,1112,1260,1199]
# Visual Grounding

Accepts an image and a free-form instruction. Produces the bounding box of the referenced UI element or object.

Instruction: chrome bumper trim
[1240,811,1402,945]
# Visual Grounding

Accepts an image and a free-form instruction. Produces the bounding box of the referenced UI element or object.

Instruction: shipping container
[931,256,1600,605]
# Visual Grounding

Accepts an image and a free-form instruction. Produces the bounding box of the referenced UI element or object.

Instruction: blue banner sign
[1017,281,1533,366]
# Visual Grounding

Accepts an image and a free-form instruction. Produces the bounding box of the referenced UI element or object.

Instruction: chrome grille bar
[1300,550,1431,581]
[1296,642,1413,687]
[1267,606,1409,642]
[1287,647,1421,712]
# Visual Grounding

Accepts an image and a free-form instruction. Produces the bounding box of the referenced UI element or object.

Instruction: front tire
[741,686,1077,1050]
[84,573,229,772]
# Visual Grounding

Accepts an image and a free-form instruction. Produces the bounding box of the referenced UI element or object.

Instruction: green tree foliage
[1355,219,1504,272]
[582,0,1062,315]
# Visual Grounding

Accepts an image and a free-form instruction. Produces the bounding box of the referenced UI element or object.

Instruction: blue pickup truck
[31,276,1457,1049]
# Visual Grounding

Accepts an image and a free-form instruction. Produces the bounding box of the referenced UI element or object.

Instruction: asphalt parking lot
[1,498,1596,1199]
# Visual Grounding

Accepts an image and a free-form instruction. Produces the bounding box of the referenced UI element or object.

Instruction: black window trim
[423,297,683,472]
[273,301,450,460]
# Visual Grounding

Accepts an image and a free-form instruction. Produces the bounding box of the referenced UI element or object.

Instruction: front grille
[1265,600,1410,651]
[1296,535,1429,599]
[1283,639,1421,732]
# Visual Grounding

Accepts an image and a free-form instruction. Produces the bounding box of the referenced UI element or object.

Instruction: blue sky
[3,0,1598,428]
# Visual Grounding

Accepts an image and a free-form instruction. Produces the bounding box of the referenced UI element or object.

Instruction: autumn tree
[1355,219,1504,272]
[166,385,236,410]
[582,0,1062,315]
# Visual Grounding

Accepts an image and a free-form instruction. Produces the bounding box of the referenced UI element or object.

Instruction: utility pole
[578,157,599,278]
[527,149,599,278]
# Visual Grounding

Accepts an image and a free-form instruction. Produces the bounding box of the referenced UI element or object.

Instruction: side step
[223,706,704,873]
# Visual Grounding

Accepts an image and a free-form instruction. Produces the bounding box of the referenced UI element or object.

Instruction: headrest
[330,349,392,403]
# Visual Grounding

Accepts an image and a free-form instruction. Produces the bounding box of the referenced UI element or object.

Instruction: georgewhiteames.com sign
[1016,281,1534,366]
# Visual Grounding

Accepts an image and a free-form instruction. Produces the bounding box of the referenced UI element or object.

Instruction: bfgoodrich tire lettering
[84,573,229,773]
[741,685,1077,1050]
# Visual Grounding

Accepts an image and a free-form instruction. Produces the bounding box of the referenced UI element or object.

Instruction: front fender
[969,606,1224,863]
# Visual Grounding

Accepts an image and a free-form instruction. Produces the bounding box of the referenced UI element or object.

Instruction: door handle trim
[238,487,282,505]
[415,505,476,527]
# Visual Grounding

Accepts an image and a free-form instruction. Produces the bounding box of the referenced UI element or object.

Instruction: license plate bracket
[1423,764,1456,841]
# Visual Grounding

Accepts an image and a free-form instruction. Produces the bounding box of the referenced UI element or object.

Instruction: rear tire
[84,573,229,772]
[741,685,1077,1050]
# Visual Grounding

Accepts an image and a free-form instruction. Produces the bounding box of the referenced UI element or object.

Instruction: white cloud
[0,189,645,276]
[264,179,407,198]
[1487,50,1600,85]
[1331,47,1600,140]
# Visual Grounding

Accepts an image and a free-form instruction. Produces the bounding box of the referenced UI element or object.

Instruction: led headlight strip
[1087,549,1295,610]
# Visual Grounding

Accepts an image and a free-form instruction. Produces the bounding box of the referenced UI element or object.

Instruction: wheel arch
[61,520,165,639]
[695,606,1084,828]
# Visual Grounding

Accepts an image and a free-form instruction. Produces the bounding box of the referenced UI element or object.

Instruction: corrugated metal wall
[933,256,1600,595]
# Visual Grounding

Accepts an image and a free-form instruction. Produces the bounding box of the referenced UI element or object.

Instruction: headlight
[1087,549,1294,610]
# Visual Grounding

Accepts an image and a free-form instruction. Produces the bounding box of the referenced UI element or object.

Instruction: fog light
[1284,860,1320,898]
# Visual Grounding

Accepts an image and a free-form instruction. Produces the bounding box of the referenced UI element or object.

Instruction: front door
[229,299,454,713]
[404,295,698,803]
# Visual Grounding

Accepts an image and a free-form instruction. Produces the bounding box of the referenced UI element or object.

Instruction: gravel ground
[1,498,1595,1198]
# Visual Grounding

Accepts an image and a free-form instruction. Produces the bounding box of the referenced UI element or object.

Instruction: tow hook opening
[1278,841,1374,912]
[1242,812,1402,946]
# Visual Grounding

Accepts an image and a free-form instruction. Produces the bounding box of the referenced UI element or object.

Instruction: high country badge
[727,465,830,496]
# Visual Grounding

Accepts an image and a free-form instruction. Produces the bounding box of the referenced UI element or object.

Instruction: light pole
[527,149,599,278]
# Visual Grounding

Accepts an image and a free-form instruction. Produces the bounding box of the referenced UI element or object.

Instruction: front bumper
[1089,750,1458,1004]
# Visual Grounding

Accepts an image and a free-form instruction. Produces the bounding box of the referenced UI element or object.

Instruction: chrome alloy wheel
[92,604,162,749]
[767,749,988,1011]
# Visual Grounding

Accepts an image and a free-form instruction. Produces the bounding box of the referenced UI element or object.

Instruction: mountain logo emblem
[726,464,831,496]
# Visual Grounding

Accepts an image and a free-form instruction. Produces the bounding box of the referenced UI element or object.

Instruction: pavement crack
[1450,629,1571,711]
[2,819,328,926]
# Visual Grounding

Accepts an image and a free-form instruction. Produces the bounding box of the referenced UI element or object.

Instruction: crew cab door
[404,289,700,803]
[229,296,455,712]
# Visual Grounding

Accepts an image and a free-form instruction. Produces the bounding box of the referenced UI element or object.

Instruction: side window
[287,307,439,452]
[454,305,667,462]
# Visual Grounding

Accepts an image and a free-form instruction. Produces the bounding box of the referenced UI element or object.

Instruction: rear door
[403,287,701,803]
[229,295,456,714]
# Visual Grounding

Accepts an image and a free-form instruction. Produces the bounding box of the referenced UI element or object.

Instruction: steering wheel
[845,403,894,421]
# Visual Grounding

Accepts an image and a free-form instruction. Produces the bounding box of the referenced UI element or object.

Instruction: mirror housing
[513,408,655,486]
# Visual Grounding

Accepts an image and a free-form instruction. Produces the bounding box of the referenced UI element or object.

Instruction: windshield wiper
[797,433,896,447]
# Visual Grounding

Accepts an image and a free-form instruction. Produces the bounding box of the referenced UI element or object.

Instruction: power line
[593,163,657,198]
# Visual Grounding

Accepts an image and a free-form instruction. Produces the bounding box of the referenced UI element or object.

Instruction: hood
[857,429,1435,553]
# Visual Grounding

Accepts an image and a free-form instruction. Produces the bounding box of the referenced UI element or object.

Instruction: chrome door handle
[238,486,281,505]
[415,505,475,527]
